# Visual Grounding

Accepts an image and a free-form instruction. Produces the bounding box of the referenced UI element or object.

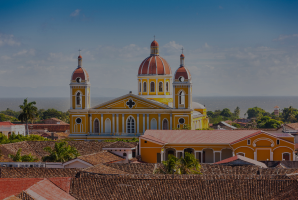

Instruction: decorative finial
[78,49,82,55]
[154,35,155,40]
[181,47,184,54]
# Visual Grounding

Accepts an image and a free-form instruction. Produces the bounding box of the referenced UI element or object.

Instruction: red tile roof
[142,130,261,144]
[24,179,75,200]
[0,122,14,126]
[285,123,298,130]
[151,40,159,47]
[77,151,125,165]
[48,177,72,194]
[71,67,89,81]
[214,155,268,168]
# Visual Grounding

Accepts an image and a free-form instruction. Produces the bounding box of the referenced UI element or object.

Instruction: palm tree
[18,98,38,135]
[8,148,38,162]
[42,141,80,162]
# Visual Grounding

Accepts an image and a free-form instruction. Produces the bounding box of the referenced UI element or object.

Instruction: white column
[158,114,161,130]
[137,114,139,134]
[173,85,175,108]
[122,114,125,133]
[89,114,92,133]
[147,78,149,94]
[147,114,149,130]
[101,114,103,133]
[170,114,172,130]
[254,151,257,160]
[70,87,73,109]
[270,151,273,161]
[213,152,215,163]
[156,78,158,94]
[140,79,142,95]
[188,86,191,109]
[143,114,145,133]
[170,78,172,94]
[164,78,166,95]
[112,114,115,134]
[85,87,87,109]
[116,114,119,133]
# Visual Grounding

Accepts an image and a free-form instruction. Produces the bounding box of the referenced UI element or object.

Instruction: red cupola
[71,54,89,82]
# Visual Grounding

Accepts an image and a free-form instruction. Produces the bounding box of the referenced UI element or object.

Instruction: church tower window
[162,119,168,130]
[150,82,155,92]
[94,119,99,133]
[127,116,135,133]
[178,91,185,105]
[139,82,141,93]
[159,82,163,92]
[166,82,169,92]
[143,82,147,92]
[76,92,81,105]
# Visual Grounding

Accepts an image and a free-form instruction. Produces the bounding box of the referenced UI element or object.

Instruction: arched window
[139,82,141,92]
[94,119,99,133]
[159,82,163,92]
[166,82,169,92]
[179,91,185,105]
[143,82,147,92]
[162,119,168,130]
[151,118,157,130]
[150,82,155,92]
[283,153,290,161]
[105,118,111,133]
[127,116,135,133]
[76,92,81,105]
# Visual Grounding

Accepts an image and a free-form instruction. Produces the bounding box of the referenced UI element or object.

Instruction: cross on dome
[181,47,184,54]
[79,49,82,55]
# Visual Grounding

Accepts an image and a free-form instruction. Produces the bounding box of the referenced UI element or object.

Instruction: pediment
[92,94,169,109]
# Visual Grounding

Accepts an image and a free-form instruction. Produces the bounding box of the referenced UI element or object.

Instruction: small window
[76,118,82,124]
[247,139,251,145]
[177,124,180,129]
[159,82,163,92]
[143,82,147,92]
[277,140,280,145]
[139,82,141,92]
[76,77,81,83]
[150,82,155,92]
[166,82,169,92]
[76,92,81,105]
[144,141,147,143]
[179,118,185,124]
[123,153,127,157]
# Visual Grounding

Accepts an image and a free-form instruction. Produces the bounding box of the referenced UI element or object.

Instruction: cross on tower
[126,99,136,109]
[181,47,184,54]
[154,35,155,40]
[79,49,82,55]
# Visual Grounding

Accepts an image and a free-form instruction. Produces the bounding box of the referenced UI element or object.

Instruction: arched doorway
[151,118,157,130]
[166,148,176,160]
[283,153,290,161]
[203,149,214,163]
[105,118,111,133]
[221,149,233,160]
[184,148,194,157]
[162,119,168,130]
[94,119,99,133]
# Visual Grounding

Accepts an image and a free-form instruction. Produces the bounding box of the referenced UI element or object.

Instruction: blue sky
[0,0,298,97]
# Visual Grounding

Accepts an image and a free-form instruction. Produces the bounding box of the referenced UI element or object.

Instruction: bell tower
[173,50,192,109]
[70,51,91,109]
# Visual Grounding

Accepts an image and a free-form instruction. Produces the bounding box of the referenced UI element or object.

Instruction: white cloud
[273,34,298,41]
[204,43,210,48]
[13,49,35,57]
[70,9,81,17]
[0,55,11,60]
[0,34,21,46]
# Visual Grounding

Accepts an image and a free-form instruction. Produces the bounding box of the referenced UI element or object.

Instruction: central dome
[138,55,172,75]
[138,40,172,75]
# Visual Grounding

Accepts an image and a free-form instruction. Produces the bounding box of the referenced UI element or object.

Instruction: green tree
[257,116,281,128]
[282,106,298,123]
[8,148,38,162]
[232,123,241,128]
[18,99,38,135]
[246,107,266,119]
[234,107,240,118]
[207,111,214,118]
[42,141,80,162]
[154,152,201,174]
[0,108,21,118]
[220,108,232,117]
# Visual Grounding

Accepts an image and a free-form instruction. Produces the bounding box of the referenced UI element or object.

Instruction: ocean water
[1,96,298,118]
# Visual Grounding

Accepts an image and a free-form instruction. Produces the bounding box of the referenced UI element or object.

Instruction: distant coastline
[1,96,298,118]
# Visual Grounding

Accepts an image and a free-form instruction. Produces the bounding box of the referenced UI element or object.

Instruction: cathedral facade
[69,40,209,140]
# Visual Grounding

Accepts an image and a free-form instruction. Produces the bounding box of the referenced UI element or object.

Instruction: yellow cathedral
[69,40,209,140]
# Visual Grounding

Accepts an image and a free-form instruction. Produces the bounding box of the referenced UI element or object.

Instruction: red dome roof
[138,55,172,75]
[174,66,191,80]
[180,54,185,57]
[151,40,159,47]
[78,55,82,58]
[71,67,89,82]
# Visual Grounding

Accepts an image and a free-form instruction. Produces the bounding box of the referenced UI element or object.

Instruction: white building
[0,122,26,136]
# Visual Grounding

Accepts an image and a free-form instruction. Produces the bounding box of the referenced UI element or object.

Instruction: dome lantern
[150,36,159,55]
